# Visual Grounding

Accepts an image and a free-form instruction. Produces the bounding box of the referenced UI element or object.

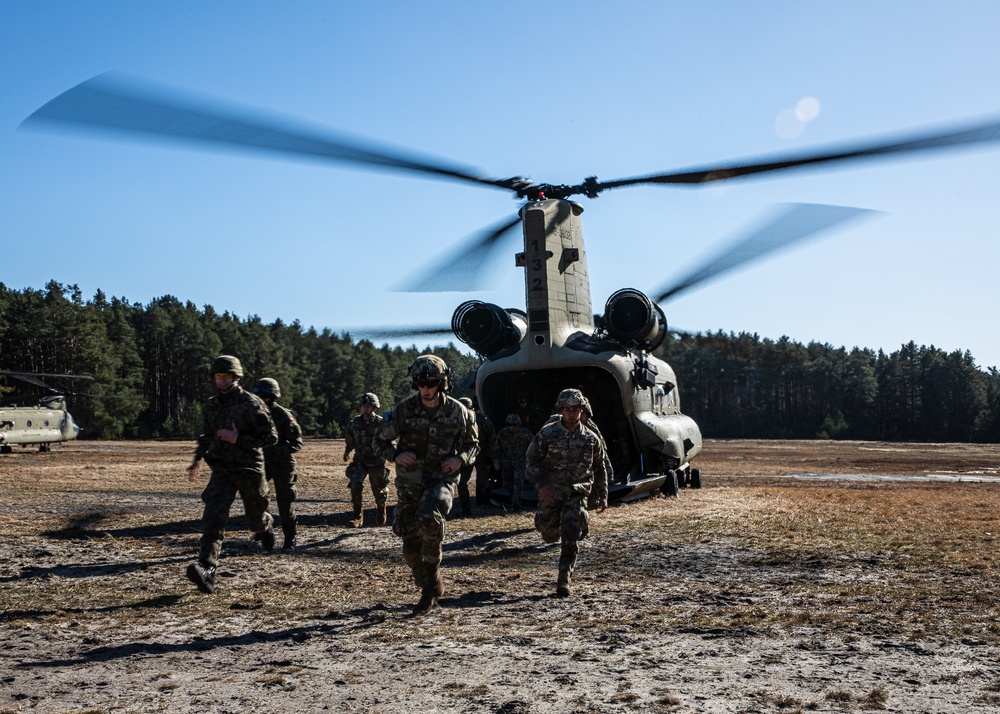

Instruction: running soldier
[494,412,533,510]
[525,388,609,598]
[373,355,478,615]
[343,392,390,527]
[254,378,303,550]
[185,355,278,594]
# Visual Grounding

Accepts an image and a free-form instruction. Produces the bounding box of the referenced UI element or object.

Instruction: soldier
[453,396,495,517]
[373,355,478,615]
[343,392,390,527]
[185,355,278,594]
[525,388,609,598]
[472,399,498,507]
[253,378,303,550]
[494,412,533,510]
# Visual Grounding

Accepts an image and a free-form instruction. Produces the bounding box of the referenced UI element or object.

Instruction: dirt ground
[2,438,1000,714]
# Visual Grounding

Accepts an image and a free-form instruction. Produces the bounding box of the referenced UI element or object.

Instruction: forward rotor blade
[594,116,1000,191]
[395,214,523,292]
[22,73,509,191]
[652,203,879,304]
[0,371,93,379]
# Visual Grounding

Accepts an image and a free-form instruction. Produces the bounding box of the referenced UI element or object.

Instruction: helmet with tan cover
[408,354,450,392]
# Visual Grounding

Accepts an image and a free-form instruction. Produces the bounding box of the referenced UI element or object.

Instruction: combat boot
[282,526,297,552]
[350,492,364,527]
[376,501,387,527]
[413,570,445,615]
[556,569,571,598]
[186,561,216,594]
[259,522,276,551]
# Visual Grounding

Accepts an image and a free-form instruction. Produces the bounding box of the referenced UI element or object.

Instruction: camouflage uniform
[263,401,303,547]
[373,392,478,601]
[526,391,608,595]
[495,422,534,509]
[193,383,278,569]
[344,410,390,524]
[473,409,497,506]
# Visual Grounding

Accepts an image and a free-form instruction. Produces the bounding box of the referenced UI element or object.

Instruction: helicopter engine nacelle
[452,301,527,357]
[602,288,667,351]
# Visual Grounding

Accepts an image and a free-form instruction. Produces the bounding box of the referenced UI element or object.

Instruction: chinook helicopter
[0,372,92,453]
[21,73,1000,497]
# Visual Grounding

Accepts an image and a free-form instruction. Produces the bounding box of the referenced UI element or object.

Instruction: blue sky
[4,1,1000,367]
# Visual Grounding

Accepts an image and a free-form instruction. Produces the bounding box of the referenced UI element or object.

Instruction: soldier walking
[185,355,278,594]
[374,355,478,615]
[253,378,303,550]
[343,392,391,527]
[525,388,608,598]
[494,413,533,510]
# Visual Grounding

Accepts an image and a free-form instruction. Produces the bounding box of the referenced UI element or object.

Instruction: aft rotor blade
[0,371,93,379]
[348,325,454,340]
[594,116,1000,191]
[396,214,523,292]
[22,73,510,191]
[653,203,879,304]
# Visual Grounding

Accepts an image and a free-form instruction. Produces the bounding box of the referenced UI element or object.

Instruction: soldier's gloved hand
[596,496,608,513]
[343,451,350,462]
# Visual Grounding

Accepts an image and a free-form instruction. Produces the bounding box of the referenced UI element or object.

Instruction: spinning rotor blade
[653,203,878,304]
[396,214,523,292]
[21,73,510,191]
[348,325,454,340]
[592,116,1000,192]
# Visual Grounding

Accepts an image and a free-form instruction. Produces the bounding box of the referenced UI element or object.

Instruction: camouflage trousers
[534,492,589,578]
[199,466,273,567]
[346,461,390,504]
[265,464,297,538]
[501,460,526,507]
[393,478,453,590]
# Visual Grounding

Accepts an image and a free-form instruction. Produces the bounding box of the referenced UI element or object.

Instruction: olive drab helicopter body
[0,373,90,453]
[453,197,701,500]
[20,73,1000,495]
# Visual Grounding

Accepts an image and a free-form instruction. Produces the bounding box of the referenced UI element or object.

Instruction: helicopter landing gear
[0,444,11,455]
[38,444,51,453]
[690,467,702,489]
[660,470,679,497]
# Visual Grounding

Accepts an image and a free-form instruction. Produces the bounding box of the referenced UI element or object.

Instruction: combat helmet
[408,354,450,392]
[506,412,521,426]
[554,388,586,411]
[360,392,380,409]
[254,378,281,399]
[211,355,243,378]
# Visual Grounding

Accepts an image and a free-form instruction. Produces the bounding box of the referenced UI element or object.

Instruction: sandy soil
[2,439,1000,713]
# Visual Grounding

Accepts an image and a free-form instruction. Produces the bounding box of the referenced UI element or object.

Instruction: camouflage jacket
[525,419,609,501]
[495,425,534,466]
[344,413,386,466]
[373,393,479,485]
[263,402,303,473]
[195,385,277,473]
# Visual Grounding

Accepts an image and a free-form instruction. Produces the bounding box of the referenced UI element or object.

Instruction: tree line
[2,281,998,442]
[658,331,1000,442]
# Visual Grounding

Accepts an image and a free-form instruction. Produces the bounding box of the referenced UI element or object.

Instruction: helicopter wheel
[690,467,702,489]
[660,470,679,497]
[39,444,51,453]
[0,444,11,454]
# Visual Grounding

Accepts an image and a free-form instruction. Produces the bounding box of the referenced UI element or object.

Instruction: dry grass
[3,438,1000,712]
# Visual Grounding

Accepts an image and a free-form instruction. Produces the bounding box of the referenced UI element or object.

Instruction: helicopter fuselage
[452,198,703,501]
[0,396,80,453]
